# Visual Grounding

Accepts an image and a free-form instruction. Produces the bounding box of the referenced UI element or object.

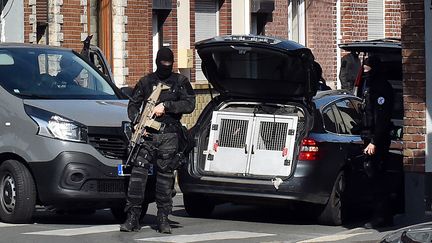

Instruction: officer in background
[339,51,361,92]
[360,55,394,229]
[313,61,331,91]
[120,47,196,233]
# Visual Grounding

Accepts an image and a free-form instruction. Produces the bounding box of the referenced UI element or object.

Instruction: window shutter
[368,0,384,40]
[195,0,218,82]
[36,0,48,24]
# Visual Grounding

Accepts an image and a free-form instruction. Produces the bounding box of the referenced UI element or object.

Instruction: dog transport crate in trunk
[204,111,298,177]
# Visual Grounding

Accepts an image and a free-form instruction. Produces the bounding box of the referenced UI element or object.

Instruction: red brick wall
[306,0,337,84]
[125,0,152,86]
[219,0,231,36]
[385,0,401,38]
[24,0,31,43]
[62,0,82,51]
[401,0,426,172]
[265,0,288,38]
[340,0,368,44]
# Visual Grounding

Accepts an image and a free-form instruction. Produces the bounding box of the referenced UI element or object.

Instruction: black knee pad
[127,167,148,205]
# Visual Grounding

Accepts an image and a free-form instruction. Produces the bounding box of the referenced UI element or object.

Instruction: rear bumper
[29,152,155,208]
[178,161,336,205]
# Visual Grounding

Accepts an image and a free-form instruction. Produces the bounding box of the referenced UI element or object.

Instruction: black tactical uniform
[120,48,196,233]
[360,56,394,229]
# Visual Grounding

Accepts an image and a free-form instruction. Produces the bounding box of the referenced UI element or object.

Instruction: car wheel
[0,160,36,223]
[183,193,215,218]
[111,203,149,223]
[317,171,345,226]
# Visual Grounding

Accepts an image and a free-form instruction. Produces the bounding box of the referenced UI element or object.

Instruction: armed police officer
[120,47,196,233]
[360,55,394,229]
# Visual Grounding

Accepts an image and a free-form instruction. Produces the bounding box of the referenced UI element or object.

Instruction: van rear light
[299,138,319,161]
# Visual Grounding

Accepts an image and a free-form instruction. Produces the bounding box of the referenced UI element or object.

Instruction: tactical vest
[147,73,185,125]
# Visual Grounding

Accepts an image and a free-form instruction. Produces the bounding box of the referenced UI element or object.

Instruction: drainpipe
[336,0,341,89]
[425,0,432,210]
[0,0,3,42]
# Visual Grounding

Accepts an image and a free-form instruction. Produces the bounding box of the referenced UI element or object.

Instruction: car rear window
[334,99,362,135]
[322,105,337,133]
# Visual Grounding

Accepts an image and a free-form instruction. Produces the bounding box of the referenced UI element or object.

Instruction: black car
[381,222,432,243]
[178,35,403,226]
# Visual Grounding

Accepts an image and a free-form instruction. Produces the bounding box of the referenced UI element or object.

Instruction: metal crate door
[204,111,254,174]
[247,115,298,177]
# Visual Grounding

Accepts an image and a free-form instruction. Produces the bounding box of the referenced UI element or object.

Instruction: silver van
[0,43,152,223]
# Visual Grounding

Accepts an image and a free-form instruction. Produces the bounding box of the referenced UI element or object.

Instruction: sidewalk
[342,212,432,242]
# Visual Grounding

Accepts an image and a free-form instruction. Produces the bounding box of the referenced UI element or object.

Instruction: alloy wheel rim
[0,174,16,214]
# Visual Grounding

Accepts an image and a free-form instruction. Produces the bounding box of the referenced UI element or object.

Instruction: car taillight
[299,138,319,161]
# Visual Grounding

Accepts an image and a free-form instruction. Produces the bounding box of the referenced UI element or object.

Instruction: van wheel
[111,203,149,223]
[183,193,214,218]
[317,171,345,226]
[0,160,36,223]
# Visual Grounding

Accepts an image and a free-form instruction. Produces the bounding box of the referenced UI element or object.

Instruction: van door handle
[251,145,255,154]
[244,144,248,154]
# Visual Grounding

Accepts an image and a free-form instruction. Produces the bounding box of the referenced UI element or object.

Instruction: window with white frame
[368,0,384,40]
[195,0,219,82]
[288,0,305,45]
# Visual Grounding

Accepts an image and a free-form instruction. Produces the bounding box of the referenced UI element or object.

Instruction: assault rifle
[118,82,169,176]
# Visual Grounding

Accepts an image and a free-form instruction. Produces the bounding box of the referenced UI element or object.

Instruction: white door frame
[152,13,159,72]
[425,0,432,172]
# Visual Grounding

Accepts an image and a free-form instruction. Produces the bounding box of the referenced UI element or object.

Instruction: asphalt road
[0,194,397,243]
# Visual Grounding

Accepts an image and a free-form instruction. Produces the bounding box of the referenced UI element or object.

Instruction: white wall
[425,0,432,172]
[177,0,190,50]
[231,0,250,35]
[1,0,24,42]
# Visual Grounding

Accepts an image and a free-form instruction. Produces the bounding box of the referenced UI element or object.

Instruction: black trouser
[126,132,178,215]
[364,140,391,217]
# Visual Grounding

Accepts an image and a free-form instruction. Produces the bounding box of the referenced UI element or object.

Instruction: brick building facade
[400,0,430,217]
[20,0,402,89]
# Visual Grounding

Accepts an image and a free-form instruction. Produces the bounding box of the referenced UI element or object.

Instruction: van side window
[322,105,337,133]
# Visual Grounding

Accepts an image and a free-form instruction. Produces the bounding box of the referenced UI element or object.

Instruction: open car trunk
[193,101,309,179]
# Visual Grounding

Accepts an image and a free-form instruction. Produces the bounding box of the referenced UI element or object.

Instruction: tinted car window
[331,104,348,134]
[335,99,361,135]
[322,105,337,133]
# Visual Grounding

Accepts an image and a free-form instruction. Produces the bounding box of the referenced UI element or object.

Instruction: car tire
[183,193,215,218]
[111,203,149,223]
[0,160,36,223]
[317,171,345,226]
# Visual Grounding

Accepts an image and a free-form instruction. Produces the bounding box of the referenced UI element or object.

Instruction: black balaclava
[155,47,174,80]
[363,55,381,78]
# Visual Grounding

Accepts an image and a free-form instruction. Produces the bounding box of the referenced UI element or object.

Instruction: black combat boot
[157,211,171,234]
[120,206,141,232]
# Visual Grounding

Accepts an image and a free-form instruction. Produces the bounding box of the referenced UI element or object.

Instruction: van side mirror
[120,87,133,98]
